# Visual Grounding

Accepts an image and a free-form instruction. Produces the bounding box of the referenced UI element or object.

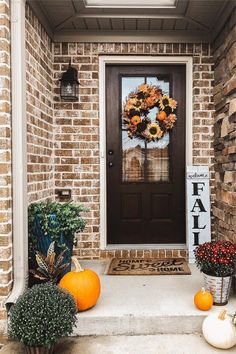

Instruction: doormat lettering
[106,258,191,275]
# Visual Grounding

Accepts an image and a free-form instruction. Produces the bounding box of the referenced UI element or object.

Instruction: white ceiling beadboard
[27,0,235,43]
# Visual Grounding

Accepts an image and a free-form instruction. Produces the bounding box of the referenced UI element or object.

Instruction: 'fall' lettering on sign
[186,166,211,263]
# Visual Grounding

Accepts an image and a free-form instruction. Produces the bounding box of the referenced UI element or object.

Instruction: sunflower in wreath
[122,83,177,142]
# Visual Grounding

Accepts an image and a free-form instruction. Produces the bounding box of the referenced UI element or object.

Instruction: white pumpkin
[202,309,236,349]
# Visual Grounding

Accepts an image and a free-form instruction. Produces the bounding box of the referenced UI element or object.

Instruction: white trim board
[6,0,28,309]
[99,55,193,250]
[54,30,211,43]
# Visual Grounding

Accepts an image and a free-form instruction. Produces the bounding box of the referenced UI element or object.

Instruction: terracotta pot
[25,344,55,354]
[203,273,232,305]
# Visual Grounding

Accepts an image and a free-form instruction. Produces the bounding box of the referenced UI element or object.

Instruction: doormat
[106,258,191,275]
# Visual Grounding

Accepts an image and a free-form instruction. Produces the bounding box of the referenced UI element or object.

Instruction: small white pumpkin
[202,309,236,349]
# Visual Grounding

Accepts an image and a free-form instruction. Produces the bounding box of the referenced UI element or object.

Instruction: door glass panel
[122,77,145,102]
[122,76,170,182]
[122,131,145,182]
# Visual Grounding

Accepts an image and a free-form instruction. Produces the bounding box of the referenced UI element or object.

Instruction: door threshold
[105,244,187,250]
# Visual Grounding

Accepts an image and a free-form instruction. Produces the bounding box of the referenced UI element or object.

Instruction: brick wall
[25,5,54,203]
[53,42,215,259]
[0,0,12,335]
[213,10,236,243]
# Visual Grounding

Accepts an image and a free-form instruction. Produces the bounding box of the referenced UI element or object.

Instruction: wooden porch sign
[186,166,211,263]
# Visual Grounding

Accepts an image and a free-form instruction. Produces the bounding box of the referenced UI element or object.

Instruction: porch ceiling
[27,0,235,43]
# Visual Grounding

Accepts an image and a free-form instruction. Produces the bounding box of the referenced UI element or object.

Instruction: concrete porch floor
[1,335,236,354]
[1,260,236,353]
[74,261,236,336]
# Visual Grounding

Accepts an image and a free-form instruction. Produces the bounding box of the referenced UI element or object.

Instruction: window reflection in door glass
[122,76,170,183]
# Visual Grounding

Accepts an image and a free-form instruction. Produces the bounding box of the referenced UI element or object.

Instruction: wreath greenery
[122,83,177,142]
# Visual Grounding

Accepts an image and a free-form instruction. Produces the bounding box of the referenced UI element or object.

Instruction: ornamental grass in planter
[194,241,236,305]
[29,242,70,284]
[9,283,77,354]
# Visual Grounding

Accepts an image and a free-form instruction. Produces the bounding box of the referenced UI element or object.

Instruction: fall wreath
[122,83,177,142]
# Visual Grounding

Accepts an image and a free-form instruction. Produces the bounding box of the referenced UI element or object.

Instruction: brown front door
[106,65,186,245]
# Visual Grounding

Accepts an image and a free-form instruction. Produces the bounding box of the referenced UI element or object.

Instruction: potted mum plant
[28,201,87,283]
[8,283,77,354]
[194,240,236,305]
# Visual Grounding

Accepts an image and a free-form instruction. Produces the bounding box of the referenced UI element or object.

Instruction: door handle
[108,150,114,155]
[108,162,114,168]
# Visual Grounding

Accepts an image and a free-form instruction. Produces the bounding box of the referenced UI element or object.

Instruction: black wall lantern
[60,60,80,101]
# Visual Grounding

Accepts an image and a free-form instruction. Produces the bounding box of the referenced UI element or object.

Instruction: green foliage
[233,313,236,326]
[28,201,88,250]
[9,283,77,347]
[29,242,69,284]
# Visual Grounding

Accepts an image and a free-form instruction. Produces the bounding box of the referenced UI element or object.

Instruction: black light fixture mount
[59,60,80,101]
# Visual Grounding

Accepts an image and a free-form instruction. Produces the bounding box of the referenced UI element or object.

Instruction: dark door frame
[99,56,193,250]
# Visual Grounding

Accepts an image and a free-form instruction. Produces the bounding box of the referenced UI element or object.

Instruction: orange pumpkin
[145,96,154,107]
[156,111,167,121]
[130,115,141,125]
[194,287,213,311]
[59,257,101,311]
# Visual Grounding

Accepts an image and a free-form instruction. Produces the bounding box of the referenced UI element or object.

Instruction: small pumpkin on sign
[59,256,101,311]
[202,309,236,349]
[194,287,213,311]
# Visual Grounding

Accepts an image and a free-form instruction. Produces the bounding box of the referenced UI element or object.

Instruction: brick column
[0,0,12,336]
[25,4,54,203]
[213,11,236,242]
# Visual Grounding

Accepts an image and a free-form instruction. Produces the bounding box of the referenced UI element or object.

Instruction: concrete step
[1,335,236,354]
[73,261,236,336]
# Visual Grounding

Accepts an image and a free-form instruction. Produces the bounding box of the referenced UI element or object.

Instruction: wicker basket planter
[203,273,232,305]
[25,345,55,354]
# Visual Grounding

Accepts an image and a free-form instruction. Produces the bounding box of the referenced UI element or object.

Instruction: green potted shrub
[28,201,87,282]
[9,283,77,354]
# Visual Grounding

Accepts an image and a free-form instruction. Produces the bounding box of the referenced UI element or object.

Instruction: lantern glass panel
[60,81,78,101]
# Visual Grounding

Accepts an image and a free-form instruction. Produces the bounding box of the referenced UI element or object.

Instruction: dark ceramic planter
[29,214,73,285]
[25,344,55,354]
